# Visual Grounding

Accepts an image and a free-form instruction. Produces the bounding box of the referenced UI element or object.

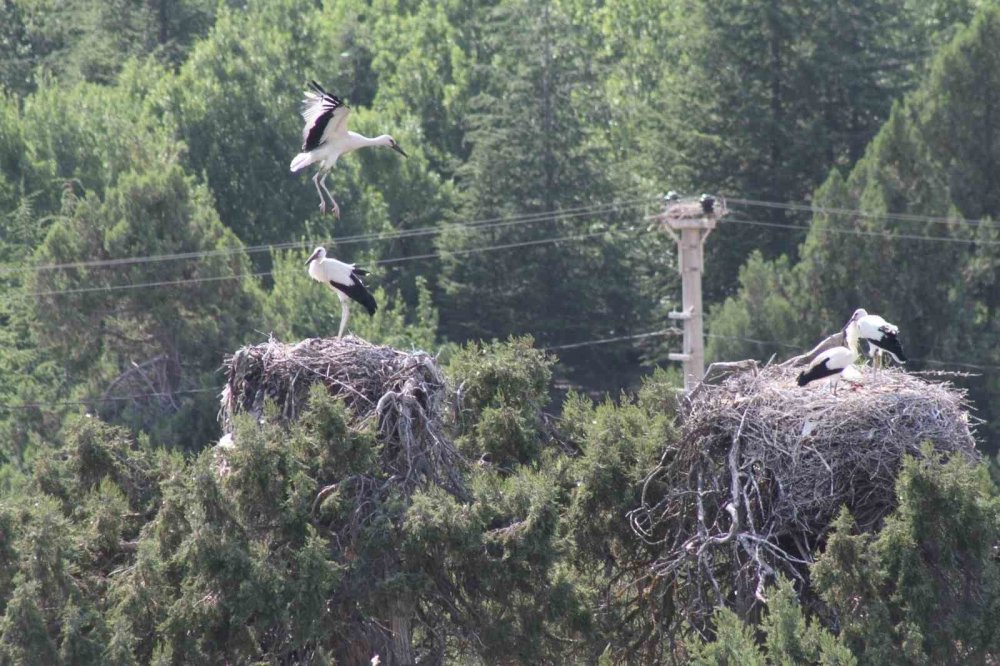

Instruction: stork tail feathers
[355,285,378,316]
[797,361,840,387]
[873,334,907,363]
[290,152,316,172]
[330,276,378,317]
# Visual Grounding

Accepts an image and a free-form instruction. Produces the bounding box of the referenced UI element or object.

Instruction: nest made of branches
[630,361,978,625]
[657,197,729,225]
[219,335,465,497]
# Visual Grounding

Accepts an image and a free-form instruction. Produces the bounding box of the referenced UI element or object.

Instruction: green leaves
[812,448,1000,665]
[687,578,858,666]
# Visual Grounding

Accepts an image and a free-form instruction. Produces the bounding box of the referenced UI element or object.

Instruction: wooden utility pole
[649,194,727,392]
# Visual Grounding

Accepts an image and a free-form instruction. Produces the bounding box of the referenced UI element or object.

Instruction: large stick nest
[630,361,979,625]
[219,335,464,497]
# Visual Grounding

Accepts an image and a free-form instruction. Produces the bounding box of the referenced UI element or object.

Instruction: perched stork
[700,193,715,214]
[290,81,408,217]
[305,246,378,337]
[845,308,907,374]
[797,345,858,395]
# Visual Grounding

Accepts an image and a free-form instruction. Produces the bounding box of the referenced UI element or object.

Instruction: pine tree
[27,158,263,446]
[436,0,652,387]
[654,0,939,302]
[812,448,1000,664]
[797,5,1000,449]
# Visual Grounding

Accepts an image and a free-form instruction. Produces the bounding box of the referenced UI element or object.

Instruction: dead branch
[219,334,467,500]
[629,363,979,628]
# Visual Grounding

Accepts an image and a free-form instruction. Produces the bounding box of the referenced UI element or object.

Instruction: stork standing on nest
[305,247,378,337]
[290,80,408,217]
[845,308,907,378]
[797,344,858,395]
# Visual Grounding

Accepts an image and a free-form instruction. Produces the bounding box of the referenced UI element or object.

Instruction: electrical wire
[26,212,996,298]
[704,333,1000,370]
[542,328,680,351]
[6,329,997,413]
[728,196,1000,230]
[7,193,997,278]
[705,333,799,349]
[725,217,1000,245]
[16,194,1000,296]
[6,194,1000,411]
[0,195,658,276]
[25,226,629,297]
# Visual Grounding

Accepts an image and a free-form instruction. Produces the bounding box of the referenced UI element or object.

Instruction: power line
[910,358,1000,371]
[1,196,658,276]
[705,332,1000,371]
[725,217,1000,246]
[542,328,680,351]
[728,196,1000,230]
[29,270,272,297]
[706,333,799,349]
[8,194,997,277]
[6,332,996,412]
[25,226,631,298]
[18,201,1000,297]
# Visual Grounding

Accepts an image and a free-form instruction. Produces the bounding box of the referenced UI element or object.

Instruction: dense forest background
[0,0,998,663]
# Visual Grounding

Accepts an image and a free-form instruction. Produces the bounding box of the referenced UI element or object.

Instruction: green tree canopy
[27,158,263,447]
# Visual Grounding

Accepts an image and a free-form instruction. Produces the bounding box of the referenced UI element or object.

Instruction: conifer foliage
[0,0,998,663]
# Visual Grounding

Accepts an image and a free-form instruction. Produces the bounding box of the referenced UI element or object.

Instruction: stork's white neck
[845,321,861,354]
[308,257,325,283]
[344,132,389,152]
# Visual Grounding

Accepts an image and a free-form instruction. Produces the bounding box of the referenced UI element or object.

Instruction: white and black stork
[305,246,378,337]
[290,80,407,217]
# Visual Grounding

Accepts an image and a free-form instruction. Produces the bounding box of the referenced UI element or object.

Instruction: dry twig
[629,362,979,626]
[219,334,466,498]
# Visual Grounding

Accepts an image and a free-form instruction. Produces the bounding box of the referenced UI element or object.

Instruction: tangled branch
[219,334,466,498]
[630,361,979,627]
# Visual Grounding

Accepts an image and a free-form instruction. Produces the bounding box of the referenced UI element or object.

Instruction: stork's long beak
[305,250,320,265]
[841,311,860,334]
[391,143,408,157]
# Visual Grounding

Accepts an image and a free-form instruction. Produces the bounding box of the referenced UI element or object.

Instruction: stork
[845,308,907,376]
[700,193,716,214]
[290,80,408,217]
[797,345,858,395]
[305,247,378,337]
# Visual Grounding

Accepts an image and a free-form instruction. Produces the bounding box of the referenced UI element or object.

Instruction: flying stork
[290,80,408,217]
[305,247,378,338]
[797,345,859,395]
[844,308,907,373]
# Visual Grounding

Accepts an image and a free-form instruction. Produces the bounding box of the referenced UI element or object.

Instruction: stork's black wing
[300,80,350,151]
[330,270,377,316]
[797,359,841,387]
[871,329,907,363]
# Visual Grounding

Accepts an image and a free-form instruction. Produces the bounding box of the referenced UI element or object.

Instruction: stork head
[841,308,868,337]
[305,246,326,265]
[379,135,408,157]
